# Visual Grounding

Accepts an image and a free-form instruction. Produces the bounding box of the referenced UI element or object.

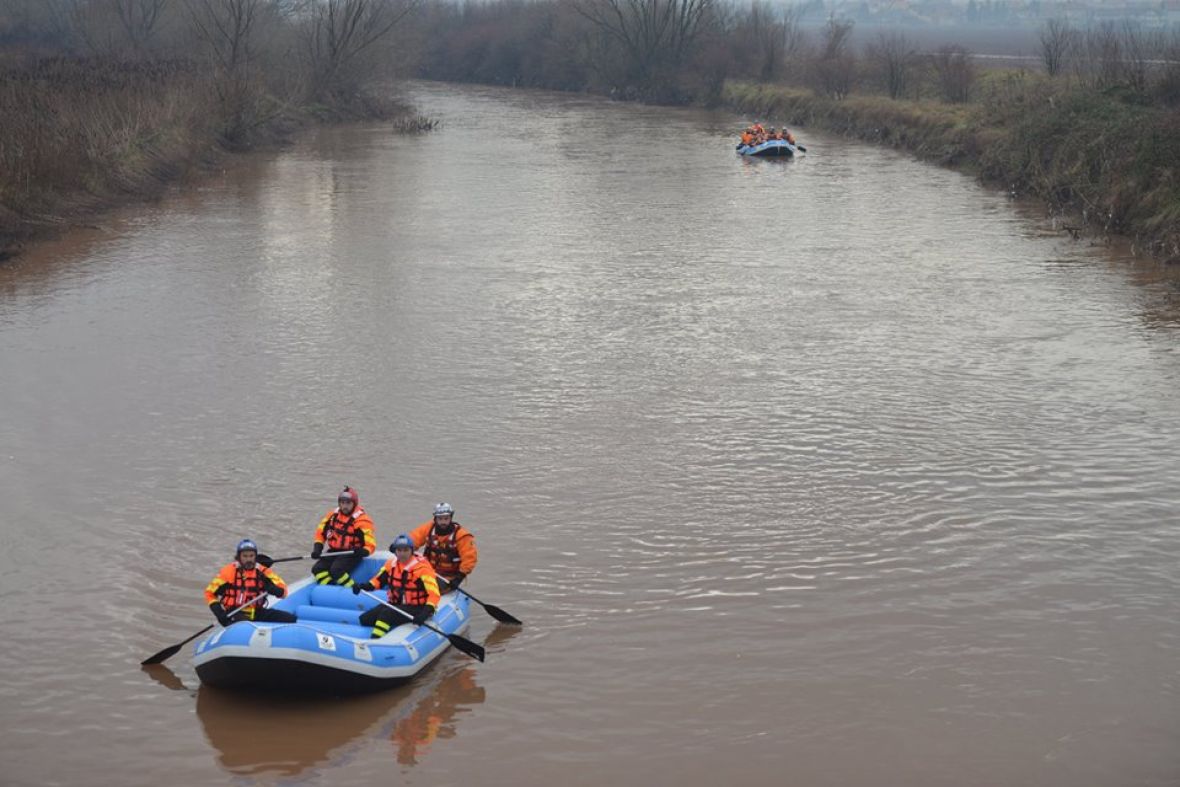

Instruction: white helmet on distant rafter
[433,502,454,518]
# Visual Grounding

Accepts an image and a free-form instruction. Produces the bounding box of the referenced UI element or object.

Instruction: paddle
[141,591,268,666]
[796,144,807,152]
[440,577,522,625]
[257,550,354,566]
[361,590,486,662]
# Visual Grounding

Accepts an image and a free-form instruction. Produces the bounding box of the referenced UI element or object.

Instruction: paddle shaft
[263,551,355,565]
[440,577,522,626]
[361,590,485,662]
[140,591,270,665]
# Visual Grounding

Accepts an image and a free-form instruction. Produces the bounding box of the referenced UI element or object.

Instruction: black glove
[447,573,465,590]
[352,548,368,558]
[352,581,373,595]
[210,602,232,627]
[311,543,323,559]
[411,606,434,626]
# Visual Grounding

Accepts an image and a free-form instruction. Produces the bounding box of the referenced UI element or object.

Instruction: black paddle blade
[141,624,214,665]
[447,633,486,662]
[483,603,522,626]
[455,587,523,626]
[141,644,182,666]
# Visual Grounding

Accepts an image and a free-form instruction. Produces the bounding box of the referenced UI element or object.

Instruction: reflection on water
[184,626,518,776]
[385,664,487,766]
[142,664,196,695]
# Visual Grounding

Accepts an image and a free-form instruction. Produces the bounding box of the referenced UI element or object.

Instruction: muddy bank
[724,80,1180,262]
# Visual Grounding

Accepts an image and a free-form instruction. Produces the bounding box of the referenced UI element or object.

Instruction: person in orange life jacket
[407,502,477,592]
[310,486,377,588]
[205,539,296,626]
[352,534,440,639]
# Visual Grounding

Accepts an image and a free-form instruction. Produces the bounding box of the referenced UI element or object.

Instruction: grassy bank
[0,56,422,260]
[725,78,1180,261]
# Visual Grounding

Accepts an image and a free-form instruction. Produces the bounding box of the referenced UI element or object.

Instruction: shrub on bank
[0,0,426,259]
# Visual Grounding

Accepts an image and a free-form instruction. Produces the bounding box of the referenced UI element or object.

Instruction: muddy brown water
[2,82,1180,787]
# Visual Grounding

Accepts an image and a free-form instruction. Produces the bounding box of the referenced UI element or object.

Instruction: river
[1,81,1179,787]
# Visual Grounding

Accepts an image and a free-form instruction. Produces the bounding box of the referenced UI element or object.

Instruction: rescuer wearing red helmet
[310,486,377,588]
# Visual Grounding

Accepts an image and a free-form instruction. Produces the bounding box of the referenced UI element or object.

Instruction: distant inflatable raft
[193,552,471,694]
[736,139,798,157]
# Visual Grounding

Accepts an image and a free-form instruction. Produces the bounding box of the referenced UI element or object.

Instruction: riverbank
[724,79,1180,262]
[0,57,420,262]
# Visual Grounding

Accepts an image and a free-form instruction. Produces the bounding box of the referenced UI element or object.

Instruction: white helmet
[433,502,454,518]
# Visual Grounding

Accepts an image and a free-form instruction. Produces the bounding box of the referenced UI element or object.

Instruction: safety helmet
[236,538,258,556]
[433,502,454,518]
[338,486,359,506]
[390,533,415,552]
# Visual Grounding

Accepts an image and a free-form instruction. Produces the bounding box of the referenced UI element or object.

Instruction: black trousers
[312,554,362,584]
[359,603,428,630]
[232,607,297,623]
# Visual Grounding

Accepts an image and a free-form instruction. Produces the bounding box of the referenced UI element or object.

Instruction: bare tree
[573,0,717,84]
[304,0,420,99]
[1039,17,1073,77]
[781,2,803,61]
[746,1,783,82]
[811,15,855,99]
[866,31,916,99]
[72,0,173,56]
[1080,22,1123,88]
[1120,20,1160,95]
[182,0,287,139]
[930,44,975,103]
[185,0,264,72]
[114,0,169,50]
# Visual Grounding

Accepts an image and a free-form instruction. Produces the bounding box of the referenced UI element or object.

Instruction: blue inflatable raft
[193,552,472,694]
[736,139,798,157]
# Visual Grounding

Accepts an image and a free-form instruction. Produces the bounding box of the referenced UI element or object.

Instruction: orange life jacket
[409,521,478,579]
[372,555,440,607]
[318,506,370,551]
[204,562,280,618]
[423,524,470,577]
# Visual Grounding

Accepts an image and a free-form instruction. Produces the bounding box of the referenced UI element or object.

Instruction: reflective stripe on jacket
[408,521,478,579]
[370,555,440,608]
[315,506,377,553]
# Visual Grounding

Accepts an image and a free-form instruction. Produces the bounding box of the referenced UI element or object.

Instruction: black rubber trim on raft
[195,653,447,695]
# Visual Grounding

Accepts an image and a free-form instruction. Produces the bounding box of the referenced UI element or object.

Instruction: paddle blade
[483,603,523,626]
[447,633,486,662]
[141,624,214,665]
[141,644,182,666]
